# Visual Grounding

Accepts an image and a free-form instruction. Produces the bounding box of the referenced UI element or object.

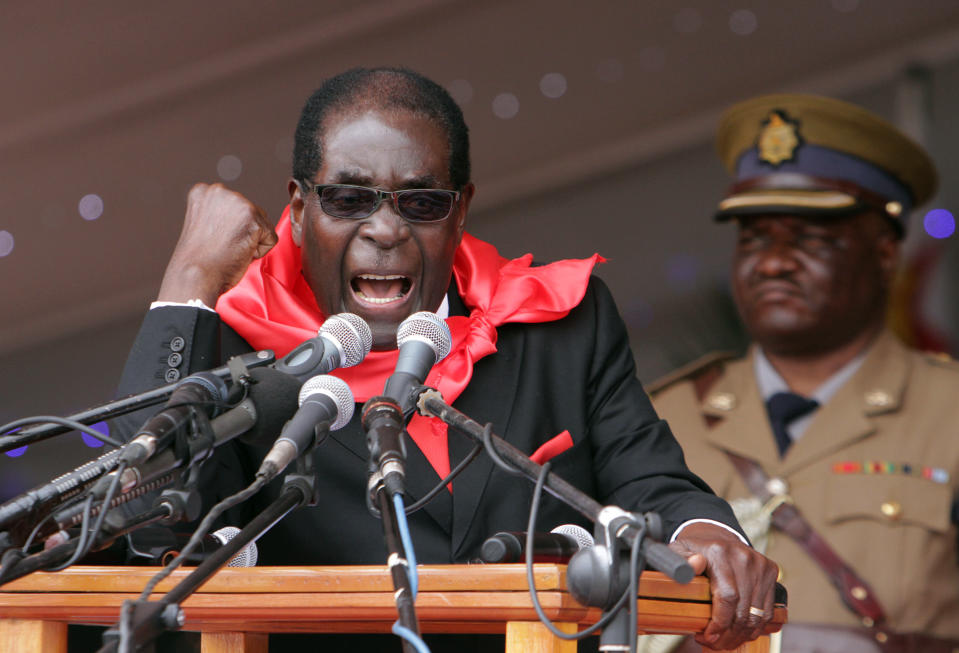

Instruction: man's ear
[287,179,305,246]
[454,183,475,243]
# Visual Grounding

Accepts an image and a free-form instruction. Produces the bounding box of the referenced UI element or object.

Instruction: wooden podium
[0,564,785,652]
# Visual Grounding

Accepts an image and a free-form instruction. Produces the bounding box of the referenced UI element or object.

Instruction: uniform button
[880,501,902,520]
[170,336,185,352]
[167,352,183,368]
[766,477,789,496]
[851,586,868,601]
[864,390,892,408]
[164,368,181,383]
[706,392,736,411]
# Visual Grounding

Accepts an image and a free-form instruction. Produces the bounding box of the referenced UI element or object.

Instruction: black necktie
[765,392,819,457]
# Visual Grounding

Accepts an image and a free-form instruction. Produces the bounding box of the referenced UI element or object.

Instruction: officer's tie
[765,392,819,456]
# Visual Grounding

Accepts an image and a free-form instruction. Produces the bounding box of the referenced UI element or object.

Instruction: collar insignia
[757,110,802,166]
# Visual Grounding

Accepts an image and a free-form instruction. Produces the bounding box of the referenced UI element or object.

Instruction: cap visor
[714,189,859,221]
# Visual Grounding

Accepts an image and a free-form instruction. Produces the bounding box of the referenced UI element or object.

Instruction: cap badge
[757,110,801,166]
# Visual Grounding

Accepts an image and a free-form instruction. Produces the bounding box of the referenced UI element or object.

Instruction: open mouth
[351,274,413,305]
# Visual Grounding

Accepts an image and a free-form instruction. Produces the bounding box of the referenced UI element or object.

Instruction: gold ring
[748,606,766,618]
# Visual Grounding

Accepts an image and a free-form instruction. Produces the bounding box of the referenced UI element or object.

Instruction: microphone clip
[280,437,321,508]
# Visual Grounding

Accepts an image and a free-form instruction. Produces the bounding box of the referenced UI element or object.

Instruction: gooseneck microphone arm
[414,387,694,584]
[0,351,275,454]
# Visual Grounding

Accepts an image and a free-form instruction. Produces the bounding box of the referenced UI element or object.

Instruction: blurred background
[3,0,959,501]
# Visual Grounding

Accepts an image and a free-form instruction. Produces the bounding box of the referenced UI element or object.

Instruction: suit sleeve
[111,306,253,528]
[581,278,744,540]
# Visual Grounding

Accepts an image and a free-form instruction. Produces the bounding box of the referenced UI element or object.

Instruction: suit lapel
[447,292,524,557]
[701,353,784,472]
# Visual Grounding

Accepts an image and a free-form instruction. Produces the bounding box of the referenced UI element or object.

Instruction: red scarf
[217,207,602,480]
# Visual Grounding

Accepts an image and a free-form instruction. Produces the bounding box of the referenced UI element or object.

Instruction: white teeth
[357,274,405,280]
[355,290,404,304]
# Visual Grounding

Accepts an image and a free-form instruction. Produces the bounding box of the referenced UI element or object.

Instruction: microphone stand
[369,478,420,653]
[0,351,274,453]
[98,434,323,653]
[362,396,421,653]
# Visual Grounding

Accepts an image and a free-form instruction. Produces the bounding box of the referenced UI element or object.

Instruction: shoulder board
[922,350,959,370]
[646,351,738,396]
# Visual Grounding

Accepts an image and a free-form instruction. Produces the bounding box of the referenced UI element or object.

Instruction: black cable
[47,461,128,571]
[524,462,631,641]
[19,493,85,552]
[367,440,483,519]
[404,442,482,514]
[1,416,124,448]
[482,422,525,477]
[136,474,268,601]
[627,516,647,653]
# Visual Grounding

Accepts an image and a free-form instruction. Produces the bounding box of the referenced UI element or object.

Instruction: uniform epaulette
[646,351,738,396]
[922,350,959,370]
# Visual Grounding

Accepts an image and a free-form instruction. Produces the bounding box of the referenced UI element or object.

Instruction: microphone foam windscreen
[238,367,302,445]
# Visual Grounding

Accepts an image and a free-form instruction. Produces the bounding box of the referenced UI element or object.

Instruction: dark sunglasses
[300,182,460,223]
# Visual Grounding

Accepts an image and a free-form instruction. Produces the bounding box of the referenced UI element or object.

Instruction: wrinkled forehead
[315,108,452,185]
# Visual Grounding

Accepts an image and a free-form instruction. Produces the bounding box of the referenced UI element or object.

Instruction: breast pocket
[825,473,951,533]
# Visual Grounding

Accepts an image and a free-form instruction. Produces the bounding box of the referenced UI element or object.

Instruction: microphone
[256,374,354,480]
[91,366,302,500]
[153,526,258,567]
[52,525,258,567]
[0,448,122,538]
[119,372,229,468]
[479,524,594,563]
[383,311,452,414]
[362,312,452,498]
[273,313,372,381]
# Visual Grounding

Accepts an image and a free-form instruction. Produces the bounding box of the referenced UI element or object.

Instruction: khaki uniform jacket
[651,330,959,637]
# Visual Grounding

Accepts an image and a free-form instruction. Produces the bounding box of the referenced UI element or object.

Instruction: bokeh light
[923,209,956,239]
[81,421,110,448]
[540,73,567,99]
[0,230,13,257]
[78,194,104,221]
[447,79,474,105]
[729,9,758,35]
[4,446,27,458]
[217,155,243,181]
[492,93,520,119]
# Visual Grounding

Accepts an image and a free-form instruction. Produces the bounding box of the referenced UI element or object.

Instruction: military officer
[650,94,959,652]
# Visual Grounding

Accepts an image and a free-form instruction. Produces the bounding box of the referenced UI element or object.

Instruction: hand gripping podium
[0,564,785,652]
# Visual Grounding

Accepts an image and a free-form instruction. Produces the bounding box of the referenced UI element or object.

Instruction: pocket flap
[825,473,951,533]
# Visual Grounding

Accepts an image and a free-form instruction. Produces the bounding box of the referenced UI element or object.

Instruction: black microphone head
[298,375,355,431]
[320,313,373,367]
[237,367,302,445]
[397,312,452,362]
[480,532,523,563]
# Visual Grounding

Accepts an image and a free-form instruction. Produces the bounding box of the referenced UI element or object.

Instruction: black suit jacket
[115,277,739,565]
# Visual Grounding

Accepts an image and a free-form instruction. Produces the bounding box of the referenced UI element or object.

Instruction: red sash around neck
[217,206,603,481]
